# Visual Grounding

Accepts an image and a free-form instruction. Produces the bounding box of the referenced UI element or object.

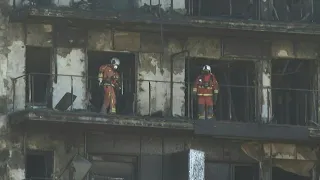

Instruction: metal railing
[11,73,320,126]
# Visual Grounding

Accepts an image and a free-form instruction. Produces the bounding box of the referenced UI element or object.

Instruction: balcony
[8,73,320,140]
[9,0,320,35]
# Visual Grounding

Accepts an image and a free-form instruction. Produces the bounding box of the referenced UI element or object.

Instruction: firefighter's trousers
[101,85,116,114]
[197,95,214,120]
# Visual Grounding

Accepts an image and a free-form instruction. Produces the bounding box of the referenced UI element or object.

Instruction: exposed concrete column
[311,165,320,180]
[259,160,272,180]
[316,60,320,124]
[0,116,26,180]
[52,48,86,110]
[257,59,272,123]
[168,38,185,117]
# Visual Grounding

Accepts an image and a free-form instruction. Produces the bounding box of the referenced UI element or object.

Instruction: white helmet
[111,57,120,69]
[202,65,211,72]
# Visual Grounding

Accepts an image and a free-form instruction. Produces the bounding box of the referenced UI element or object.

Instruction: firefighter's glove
[192,88,197,97]
[213,90,219,103]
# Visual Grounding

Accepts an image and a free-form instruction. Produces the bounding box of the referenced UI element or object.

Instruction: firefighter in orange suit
[98,57,121,114]
[193,65,219,120]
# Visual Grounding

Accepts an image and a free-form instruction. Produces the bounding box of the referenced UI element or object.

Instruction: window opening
[87,51,136,115]
[25,46,52,109]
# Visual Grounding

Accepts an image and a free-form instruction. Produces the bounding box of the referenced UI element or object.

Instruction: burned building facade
[0,0,320,179]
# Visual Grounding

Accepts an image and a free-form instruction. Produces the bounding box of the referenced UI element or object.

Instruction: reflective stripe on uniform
[197,94,213,96]
[103,83,115,87]
[198,86,212,89]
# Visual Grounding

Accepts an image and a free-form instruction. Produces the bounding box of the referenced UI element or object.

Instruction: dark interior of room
[272,167,309,180]
[205,163,258,180]
[87,51,136,115]
[271,59,315,125]
[26,150,54,180]
[90,155,137,180]
[25,46,52,108]
[234,165,259,180]
[185,58,255,122]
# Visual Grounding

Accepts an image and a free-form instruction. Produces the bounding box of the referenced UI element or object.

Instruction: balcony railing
[11,73,319,126]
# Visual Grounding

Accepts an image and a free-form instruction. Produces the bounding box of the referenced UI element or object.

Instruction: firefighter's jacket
[98,64,120,88]
[193,73,219,96]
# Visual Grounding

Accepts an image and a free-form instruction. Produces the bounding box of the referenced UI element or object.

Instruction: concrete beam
[114,31,140,52]
[272,40,295,58]
[18,8,320,35]
[185,37,220,59]
[26,24,52,47]
[87,29,112,51]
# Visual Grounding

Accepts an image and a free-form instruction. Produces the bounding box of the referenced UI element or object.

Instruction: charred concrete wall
[0,120,253,180]
[0,116,25,180]
[6,23,26,112]
[25,129,84,179]
[0,16,10,113]
[87,132,254,180]
[0,123,85,180]
[87,132,253,160]
[0,11,26,113]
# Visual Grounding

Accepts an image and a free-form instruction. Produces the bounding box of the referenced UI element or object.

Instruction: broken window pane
[231,0,257,19]
[271,59,316,125]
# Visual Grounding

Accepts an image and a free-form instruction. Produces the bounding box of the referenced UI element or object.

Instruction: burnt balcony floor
[10,6,320,35]
[8,108,194,130]
[7,108,320,142]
